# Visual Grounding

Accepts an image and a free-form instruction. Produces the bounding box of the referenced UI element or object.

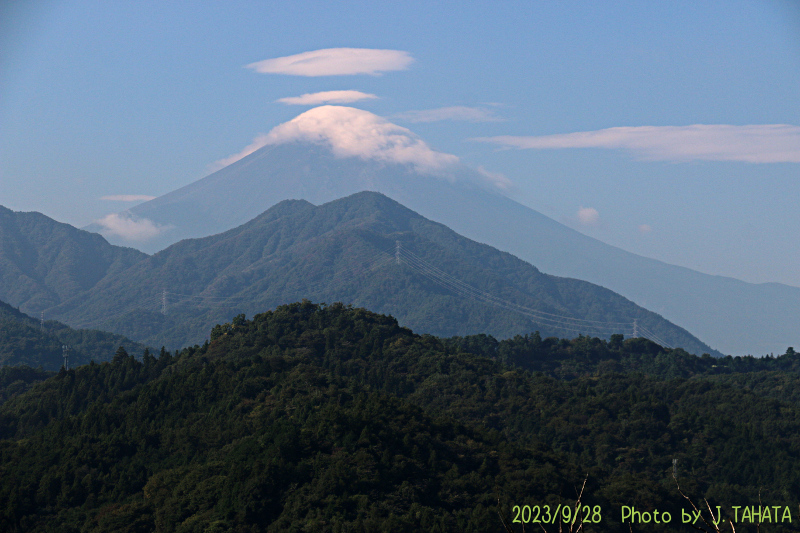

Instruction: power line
[399,248,631,326]
[394,246,619,332]
[46,241,674,347]
[73,293,163,329]
[390,244,634,338]
[636,324,672,349]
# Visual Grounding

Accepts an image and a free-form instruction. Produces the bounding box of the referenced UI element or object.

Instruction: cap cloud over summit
[212,106,460,176]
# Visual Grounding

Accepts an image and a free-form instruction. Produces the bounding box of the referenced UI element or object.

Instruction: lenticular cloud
[276,90,378,106]
[246,48,414,77]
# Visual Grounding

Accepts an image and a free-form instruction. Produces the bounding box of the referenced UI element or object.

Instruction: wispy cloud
[474,124,800,163]
[276,90,378,105]
[95,213,165,241]
[246,48,414,76]
[577,206,600,227]
[476,166,512,189]
[100,195,156,202]
[208,134,271,173]
[639,224,653,234]
[392,106,504,123]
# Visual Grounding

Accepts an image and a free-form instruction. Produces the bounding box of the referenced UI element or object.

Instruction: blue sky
[1,0,799,285]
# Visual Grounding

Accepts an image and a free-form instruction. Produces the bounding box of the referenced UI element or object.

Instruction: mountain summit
[71,192,713,354]
[90,106,502,251]
[88,106,799,355]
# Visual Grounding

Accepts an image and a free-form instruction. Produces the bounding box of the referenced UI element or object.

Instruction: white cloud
[276,90,378,106]
[639,224,653,234]
[577,207,600,227]
[476,166,512,189]
[257,105,459,174]
[246,48,413,76]
[208,134,271,173]
[95,213,165,241]
[100,195,156,202]
[392,106,504,123]
[474,124,800,163]
[209,106,511,189]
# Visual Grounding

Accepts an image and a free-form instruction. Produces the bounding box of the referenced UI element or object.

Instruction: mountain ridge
[0,298,148,370]
[85,135,799,355]
[0,205,148,313]
[64,192,717,355]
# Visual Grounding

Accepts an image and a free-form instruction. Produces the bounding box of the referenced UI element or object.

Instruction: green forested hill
[0,299,148,371]
[48,192,717,355]
[446,332,800,380]
[0,205,147,313]
[0,366,52,405]
[0,301,797,532]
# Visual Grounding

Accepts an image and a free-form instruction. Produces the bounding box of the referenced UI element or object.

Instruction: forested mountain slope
[58,192,716,355]
[0,302,797,531]
[0,298,148,371]
[0,205,147,314]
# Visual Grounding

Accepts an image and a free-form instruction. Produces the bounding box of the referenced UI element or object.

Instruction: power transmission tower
[633,319,638,338]
[40,311,44,331]
[395,241,401,265]
[162,289,167,315]
[62,345,69,371]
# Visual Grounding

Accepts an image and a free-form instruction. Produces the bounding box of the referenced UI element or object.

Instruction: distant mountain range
[2,193,715,355]
[84,109,798,355]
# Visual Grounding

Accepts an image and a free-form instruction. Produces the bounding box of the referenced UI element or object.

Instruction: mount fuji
[88,106,800,356]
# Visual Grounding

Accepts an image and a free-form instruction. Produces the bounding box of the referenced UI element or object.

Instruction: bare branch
[673,469,717,533]
[497,497,515,533]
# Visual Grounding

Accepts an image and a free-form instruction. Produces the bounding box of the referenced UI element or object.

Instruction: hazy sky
[2,1,799,286]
